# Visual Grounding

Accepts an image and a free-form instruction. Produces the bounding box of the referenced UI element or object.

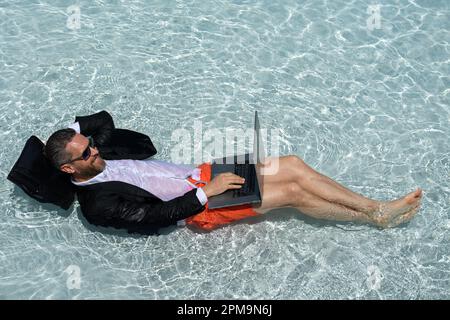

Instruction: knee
[287,181,301,194]
[285,155,308,178]
[285,181,304,206]
[286,155,306,167]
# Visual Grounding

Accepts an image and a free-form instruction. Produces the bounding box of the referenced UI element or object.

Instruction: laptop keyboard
[233,164,256,197]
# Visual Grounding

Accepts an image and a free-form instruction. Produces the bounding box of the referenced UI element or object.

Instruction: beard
[81,166,103,178]
[78,157,106,179]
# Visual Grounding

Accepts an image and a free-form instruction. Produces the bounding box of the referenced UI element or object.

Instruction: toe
[406,190,421,205]
[414,188,422,198]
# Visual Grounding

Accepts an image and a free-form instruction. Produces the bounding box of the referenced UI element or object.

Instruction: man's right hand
[201,172,245,198]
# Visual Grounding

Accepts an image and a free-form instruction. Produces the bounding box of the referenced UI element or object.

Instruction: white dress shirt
[71,159,208,205]
[67,121,208,208]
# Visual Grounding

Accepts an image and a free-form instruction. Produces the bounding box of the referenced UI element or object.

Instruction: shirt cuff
[67,122,80,133]
[196,188,208,205]
[191,167,201,181]
[177,219,186,227]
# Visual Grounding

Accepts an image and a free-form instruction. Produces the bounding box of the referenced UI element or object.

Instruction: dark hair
[44,128,77,169]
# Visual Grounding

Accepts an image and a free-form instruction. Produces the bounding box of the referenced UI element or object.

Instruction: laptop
[208,111,265,209]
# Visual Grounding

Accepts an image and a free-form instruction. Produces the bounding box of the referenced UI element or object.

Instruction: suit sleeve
[97,188,205,229]
[74,110,115,146]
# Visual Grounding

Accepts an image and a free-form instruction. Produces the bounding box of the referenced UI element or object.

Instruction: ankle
[367,201,382,215]
[368,202,388,227]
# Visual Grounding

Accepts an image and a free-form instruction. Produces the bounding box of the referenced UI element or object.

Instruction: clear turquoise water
[1,0,449,299]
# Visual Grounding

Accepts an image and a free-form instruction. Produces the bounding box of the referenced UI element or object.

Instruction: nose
[90,147,99,157]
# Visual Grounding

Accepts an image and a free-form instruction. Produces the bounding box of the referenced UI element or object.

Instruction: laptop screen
[253,111,266,165]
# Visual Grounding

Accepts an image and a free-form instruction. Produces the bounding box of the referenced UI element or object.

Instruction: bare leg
[297,158,423,221]
[252,181,421,227]
[294,193,421,226]
[260,156,422,220]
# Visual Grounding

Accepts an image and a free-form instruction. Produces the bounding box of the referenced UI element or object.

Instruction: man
[44,111,422,234]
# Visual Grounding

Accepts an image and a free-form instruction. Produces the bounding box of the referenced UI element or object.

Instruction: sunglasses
[66,136,95,164]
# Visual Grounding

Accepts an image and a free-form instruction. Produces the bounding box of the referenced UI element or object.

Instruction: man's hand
[202,172,245,198]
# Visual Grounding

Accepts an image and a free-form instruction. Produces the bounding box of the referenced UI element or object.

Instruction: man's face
[60,133,106,177]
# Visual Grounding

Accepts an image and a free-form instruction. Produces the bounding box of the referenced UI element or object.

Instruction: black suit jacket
[74,111,206,235]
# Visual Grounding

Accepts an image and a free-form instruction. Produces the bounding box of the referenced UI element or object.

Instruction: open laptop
[208,111,265,209]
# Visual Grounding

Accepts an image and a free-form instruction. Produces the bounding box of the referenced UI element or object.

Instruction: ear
[60,164,75,174]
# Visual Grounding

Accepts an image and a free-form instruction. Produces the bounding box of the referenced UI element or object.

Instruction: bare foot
[385,202,421,228]
[370,188,422,227]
